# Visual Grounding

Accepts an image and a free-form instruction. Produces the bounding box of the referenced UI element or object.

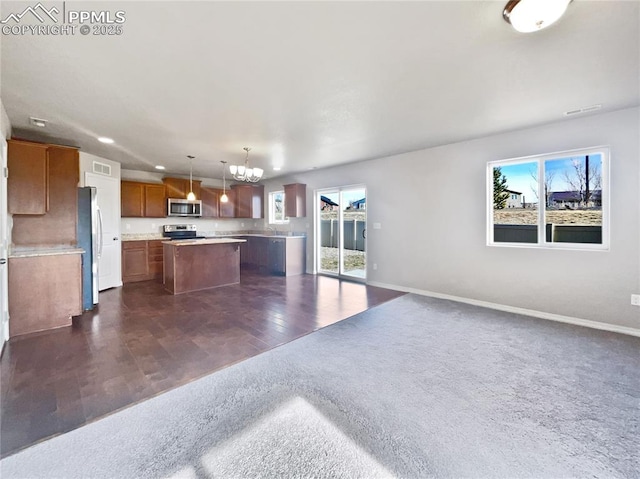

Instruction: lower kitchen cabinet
[8,252,82,337]
[122,240,164,283]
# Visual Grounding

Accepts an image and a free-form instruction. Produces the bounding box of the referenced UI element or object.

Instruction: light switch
[373,223,381,229]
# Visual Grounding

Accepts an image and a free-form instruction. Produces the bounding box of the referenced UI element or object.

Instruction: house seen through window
[488,147,609,249]
[269,191,288,224]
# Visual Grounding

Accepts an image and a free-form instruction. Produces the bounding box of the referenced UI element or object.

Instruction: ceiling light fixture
[29,117,47,128]
[220,160,229,203]
[186,155,196,201]
[503,0,572,33]
[229,147,263,183]
[155,165,166,170]
[98,137,114,144]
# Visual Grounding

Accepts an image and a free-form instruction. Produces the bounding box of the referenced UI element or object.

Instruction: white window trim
[268,190,289,225]
[487,146,610,251]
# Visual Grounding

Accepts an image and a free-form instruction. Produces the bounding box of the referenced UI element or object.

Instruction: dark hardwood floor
[0,270,404,457]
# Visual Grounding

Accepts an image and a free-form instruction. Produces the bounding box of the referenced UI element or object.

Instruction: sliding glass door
[317,186,366,280]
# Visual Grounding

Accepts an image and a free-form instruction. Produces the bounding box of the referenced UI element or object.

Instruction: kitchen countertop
[121,233,164,241]
[162,238,247,246]
[9,246,84,258]
[218,233,306,239]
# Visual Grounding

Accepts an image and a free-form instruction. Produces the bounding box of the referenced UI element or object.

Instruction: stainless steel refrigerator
[77,187,100,310]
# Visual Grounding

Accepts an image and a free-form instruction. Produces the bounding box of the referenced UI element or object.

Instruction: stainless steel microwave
[167,198,202,217]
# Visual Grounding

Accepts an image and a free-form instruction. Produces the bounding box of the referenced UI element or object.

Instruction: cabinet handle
[0,258,6,265]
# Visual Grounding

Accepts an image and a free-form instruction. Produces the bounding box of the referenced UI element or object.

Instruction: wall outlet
[151,223,156,230]
[373,222,381,230]
[373,263,377,270]
[241,222,245,227]
[125,223,131,230]
[215,223,218,228]
[631,294,640,306]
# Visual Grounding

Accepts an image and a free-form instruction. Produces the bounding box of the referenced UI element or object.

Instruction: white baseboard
[367,281,640,338]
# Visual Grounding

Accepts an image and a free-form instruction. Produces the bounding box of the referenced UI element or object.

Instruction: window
[488,146,609,249]
[269,191,288,224]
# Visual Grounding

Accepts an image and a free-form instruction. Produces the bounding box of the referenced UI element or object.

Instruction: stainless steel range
[163,224,205,241]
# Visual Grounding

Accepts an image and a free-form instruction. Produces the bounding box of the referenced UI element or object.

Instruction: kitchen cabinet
[122,241,149,282]
[11,143,79,247]
[8,252,82,337]
[284,183,306,218]
[233,184,264,218]
[148,240,164,280]
[122,240,165,283]
[121,181,166,217]
[163,177,201,200]
[7,140,49,215]
[200,187,220,218]
[219,188,236,218]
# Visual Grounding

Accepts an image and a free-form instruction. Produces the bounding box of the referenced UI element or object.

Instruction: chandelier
[229,147,263,183]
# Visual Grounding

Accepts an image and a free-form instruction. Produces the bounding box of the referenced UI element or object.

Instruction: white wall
[263,107,640,330]
[0,99,10,351]
[79,152,121,185]
[1,101,11,139]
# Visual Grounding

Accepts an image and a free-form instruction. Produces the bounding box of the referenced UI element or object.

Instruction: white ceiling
[1,1,638,180]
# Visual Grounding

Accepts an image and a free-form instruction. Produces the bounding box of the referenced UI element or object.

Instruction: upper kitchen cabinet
[163,177,201,200]
[219,188,236,218]
[200,187,220,218]
[284,183,306,218]
[11,142,79,247]
[233,184,264,219]
[7,139,49,215]
[121,181,166,217]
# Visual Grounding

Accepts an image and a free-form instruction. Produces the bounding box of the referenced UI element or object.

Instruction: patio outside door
[317,186,366,281]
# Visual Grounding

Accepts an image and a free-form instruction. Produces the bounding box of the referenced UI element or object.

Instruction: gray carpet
[1,294,639,478]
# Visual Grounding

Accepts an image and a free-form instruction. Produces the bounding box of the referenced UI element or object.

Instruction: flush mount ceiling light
[220,160,229,203]
[503,0,572,33]
[29,116,47,128]
[98,137,114,144]
[229,147,263,183]
[186,155,196,201]
[155,165,166,170]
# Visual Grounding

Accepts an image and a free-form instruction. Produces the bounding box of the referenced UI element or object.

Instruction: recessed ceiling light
[273,166,282,171]
[98,137,114,144]
[155,165,166,170]
[29,117,47,128]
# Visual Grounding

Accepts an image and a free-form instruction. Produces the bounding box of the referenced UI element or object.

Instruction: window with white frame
[269,191,288,224]
[488,146,609,249]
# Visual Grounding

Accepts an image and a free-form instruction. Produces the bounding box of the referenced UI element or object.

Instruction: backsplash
[121,216,309,236]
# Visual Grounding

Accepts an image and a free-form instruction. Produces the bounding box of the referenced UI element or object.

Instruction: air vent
[92,161,112,176]
[564,104,602,117]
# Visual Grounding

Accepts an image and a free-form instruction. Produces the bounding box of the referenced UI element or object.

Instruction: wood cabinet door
[284,183,306,218]
[147,240,164,280]
[7,140,49,215]
[121,181,144,217]
[233,185,264,218]
[144,184,166,217]
[268,239,285,274]
[122,241,149,282]
[200,187,220,218]
[220,189,236,218]
[163,178,202,200]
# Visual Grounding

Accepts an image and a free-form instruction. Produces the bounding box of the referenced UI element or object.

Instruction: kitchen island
[163,238,246,294]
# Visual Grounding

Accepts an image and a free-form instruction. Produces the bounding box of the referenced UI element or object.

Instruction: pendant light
[187,155,196,201]
[220,160,229,203]
[503,0,572,33]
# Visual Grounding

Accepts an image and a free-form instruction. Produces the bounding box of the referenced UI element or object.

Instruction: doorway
[317,186,366,281]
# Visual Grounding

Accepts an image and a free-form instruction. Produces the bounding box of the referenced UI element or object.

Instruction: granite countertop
[162,238,247,246]
[9,246,84,258]
[216,233,306,239]
[121,233,164,241]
